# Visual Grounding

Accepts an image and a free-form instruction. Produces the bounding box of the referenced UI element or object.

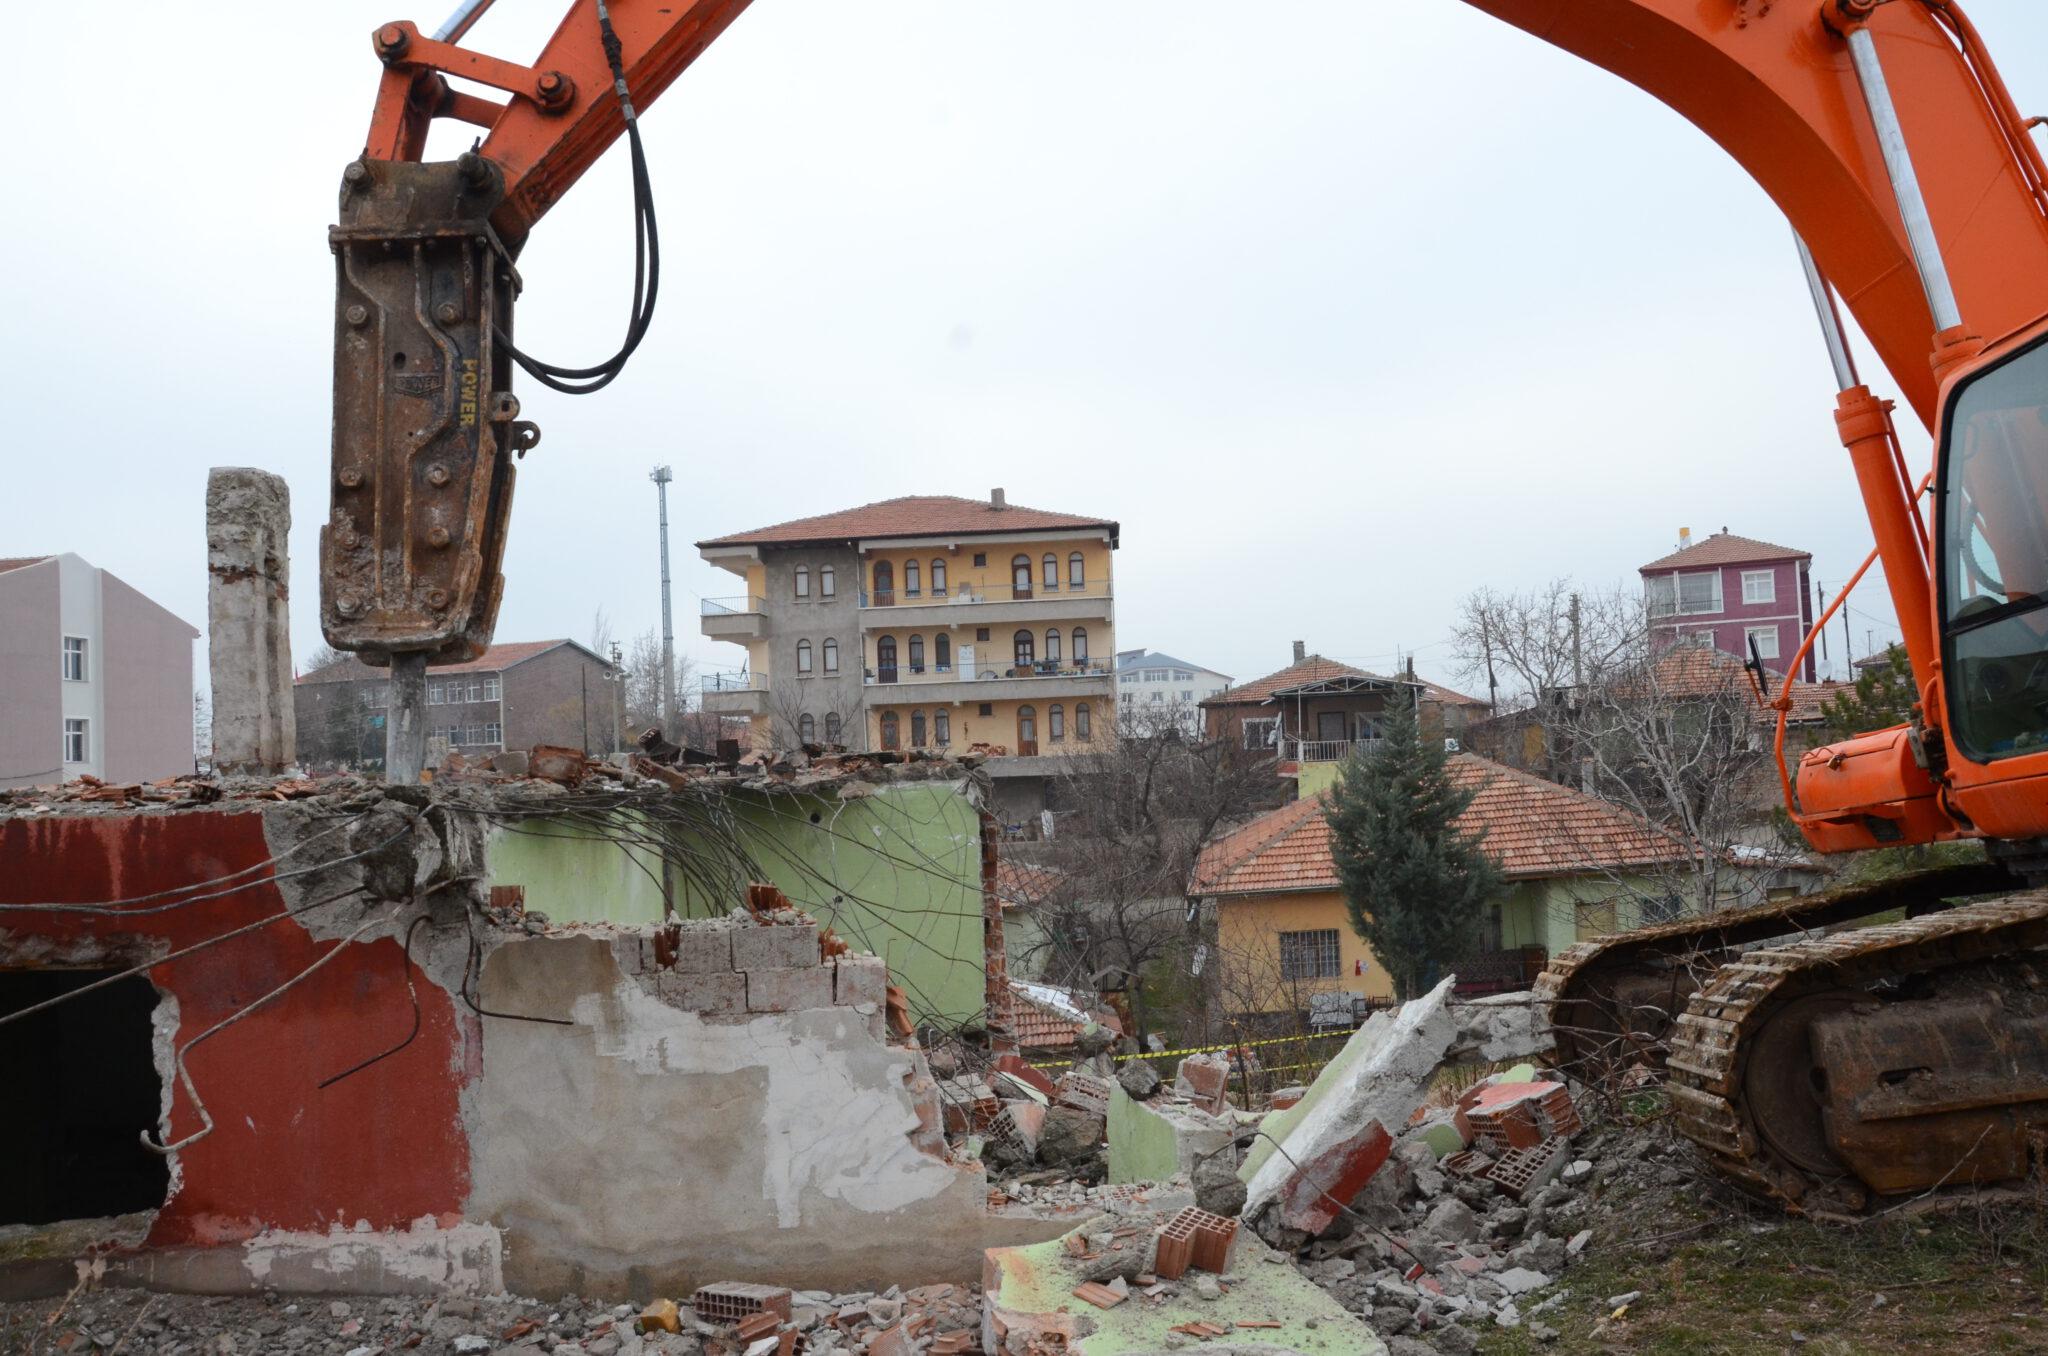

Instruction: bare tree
[1450,580,1639,711]
[1019,707,1282,1042]
[621,626,693,733]
[589,606,618,659]
[301,642,351,677]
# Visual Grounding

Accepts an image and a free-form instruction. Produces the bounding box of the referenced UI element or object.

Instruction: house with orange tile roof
[697,490,1120,830]
[294,638,620,770]
[1199,642,1487,771]
[1189,754,1807,1016]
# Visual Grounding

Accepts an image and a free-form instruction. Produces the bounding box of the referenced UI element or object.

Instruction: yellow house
[695,492,1119,828]
[1190,754,1715,1014]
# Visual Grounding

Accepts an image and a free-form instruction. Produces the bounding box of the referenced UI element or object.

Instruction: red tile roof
[0,556,51,575]
[1639,532,1809,573]
[1413,676,1488,709]
[697,496,1118,548]
[1201,655,1407,708]
[1007,981,1121,1050]
[1191,755,1694,897]
[994,859,1064,910]
[1637,645,1838,725]
[297,639,603,683]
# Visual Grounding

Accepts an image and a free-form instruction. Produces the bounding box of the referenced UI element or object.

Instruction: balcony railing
[859,580,1113,608]
[701,595,765,616]
[1282,736,1382,764]
[863,658,1113,687]
[700,670,769,694]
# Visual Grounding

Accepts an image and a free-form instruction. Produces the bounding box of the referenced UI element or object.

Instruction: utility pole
[1569,592,1583,689]
[1842,602,1853,677]
[651,465,676,731]
[1817,587,1830,678]
[1480,612,1497,716]
[610,641,624,754]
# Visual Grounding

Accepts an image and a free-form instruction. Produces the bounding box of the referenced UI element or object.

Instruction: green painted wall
[487,779,989,1027]
[1107,1085,1182,1185]
[1497,874,1668,955]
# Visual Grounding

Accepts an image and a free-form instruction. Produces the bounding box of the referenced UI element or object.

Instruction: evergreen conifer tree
[1820,643,1916,742]
[1322,698,1502,999]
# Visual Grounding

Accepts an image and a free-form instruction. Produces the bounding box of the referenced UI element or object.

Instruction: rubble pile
[0,1280,983,1356]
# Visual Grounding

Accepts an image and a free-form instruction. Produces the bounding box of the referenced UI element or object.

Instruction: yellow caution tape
[1029,1027,1354,1072]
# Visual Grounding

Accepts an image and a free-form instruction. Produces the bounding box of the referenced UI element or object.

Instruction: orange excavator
[323,0,2048,1214]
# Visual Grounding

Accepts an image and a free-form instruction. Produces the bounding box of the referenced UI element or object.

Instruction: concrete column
[206,468,297,774]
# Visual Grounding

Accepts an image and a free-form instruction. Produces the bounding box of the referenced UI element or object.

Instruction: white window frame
[63,718,88,764]
[1243,717,1278,750]
[1740,569,1776,605]
[1645,575,1676,618]
[484,721,502,744]
[483,675,501,700]
[1745,625,1781,660]
[428,682,444,705]
[1676,570,1723,615]
[61,636,87,682]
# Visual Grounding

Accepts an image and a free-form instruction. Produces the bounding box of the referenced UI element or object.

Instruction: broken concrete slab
[1240,979,1459,1244]
[206,467,296,774]
[1107,1084,1236,1186]
[1444,992,1552,1065]
[982,1227,1382,1355]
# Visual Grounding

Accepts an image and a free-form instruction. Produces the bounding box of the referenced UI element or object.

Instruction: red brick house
[1640,530,1816,680]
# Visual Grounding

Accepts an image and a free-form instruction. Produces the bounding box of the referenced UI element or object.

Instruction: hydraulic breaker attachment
[320,153,538,668]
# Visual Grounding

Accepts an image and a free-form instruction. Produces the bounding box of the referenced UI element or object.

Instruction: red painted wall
[0,811,470,1247]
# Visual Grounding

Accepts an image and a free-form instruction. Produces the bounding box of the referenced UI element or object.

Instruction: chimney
[990,487,1007,510]
[1678,526,1693,551]
[1292,640,1306,663]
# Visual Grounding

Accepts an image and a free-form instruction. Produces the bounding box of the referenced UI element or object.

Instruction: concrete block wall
[602,919,888,1037]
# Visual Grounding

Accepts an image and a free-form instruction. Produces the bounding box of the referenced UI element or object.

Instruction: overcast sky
[12,1,2048,698]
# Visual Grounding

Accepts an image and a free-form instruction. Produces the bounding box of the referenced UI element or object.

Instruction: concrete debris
[1116,1057,1163,1100]
[1444,991,1553,1065]
[1240,979,1459,1247]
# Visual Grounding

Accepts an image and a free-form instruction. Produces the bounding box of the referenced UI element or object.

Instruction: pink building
[0,554,198,788]
[1639,530,1816,681]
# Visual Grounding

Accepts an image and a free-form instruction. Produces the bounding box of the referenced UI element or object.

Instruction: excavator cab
[1938,336,2048,764]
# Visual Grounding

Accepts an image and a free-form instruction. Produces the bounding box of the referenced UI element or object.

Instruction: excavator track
[1534,862,2048,1214]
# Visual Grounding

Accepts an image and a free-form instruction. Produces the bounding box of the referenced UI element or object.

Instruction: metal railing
[700,670,769,694]
[700,595,765,616]
[1282,736,1382,763]
[864,658,1112,686]
[858,580,1113,608]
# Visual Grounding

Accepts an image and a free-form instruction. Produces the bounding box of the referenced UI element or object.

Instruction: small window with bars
[1279,929,1341,981]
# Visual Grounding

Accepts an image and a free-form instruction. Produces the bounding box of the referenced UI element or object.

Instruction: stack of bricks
[616,920,892,1033]
[692,1282,793,1327]
[1055,1071,1113,1117]
[1463,1080,1580,1154]
[1151,1206,1239,1280]
[1485,1138,1571,1200]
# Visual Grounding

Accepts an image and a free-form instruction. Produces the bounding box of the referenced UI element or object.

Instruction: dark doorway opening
[0,971,170,1225]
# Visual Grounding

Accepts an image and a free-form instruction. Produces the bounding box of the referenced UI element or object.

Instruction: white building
[0,554,198,788]
[1114,649,1232,735]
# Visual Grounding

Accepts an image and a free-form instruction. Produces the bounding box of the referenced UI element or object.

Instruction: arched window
[796,639,813,674]
[1072,627,1089,664]
[934,634,951,672]
[1017,704,1038,753]
[931,559,947,596]
[1045,628,1061,664]
[1069,552,1085,588]
[904,560,921,598]
[822,638,839,674]
[877,635,898,682]
[1011,555,1032,598]
[911,710,928,746]
[825,712,842,744]
[880,711,900,750]
[872,560,893,605]
[1076,702,1092,740]
[798,713,816,743]
[1049,703,1065,742]
[820,566,836,598]
[794,565,810,598]
[1043,553,1059,589]
[934,709,950,745]
[1013,629,1035,668]
[908,634,926,673]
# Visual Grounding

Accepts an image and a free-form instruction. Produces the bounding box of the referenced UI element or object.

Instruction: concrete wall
[469,933,989,1296]
[487,780,990,1028]
[503,644,621,753]
[0,559,61,787]
[101,570,197,783]
[0,794,1033,1299]
[57,554,105,780]
[757,545,865,748]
